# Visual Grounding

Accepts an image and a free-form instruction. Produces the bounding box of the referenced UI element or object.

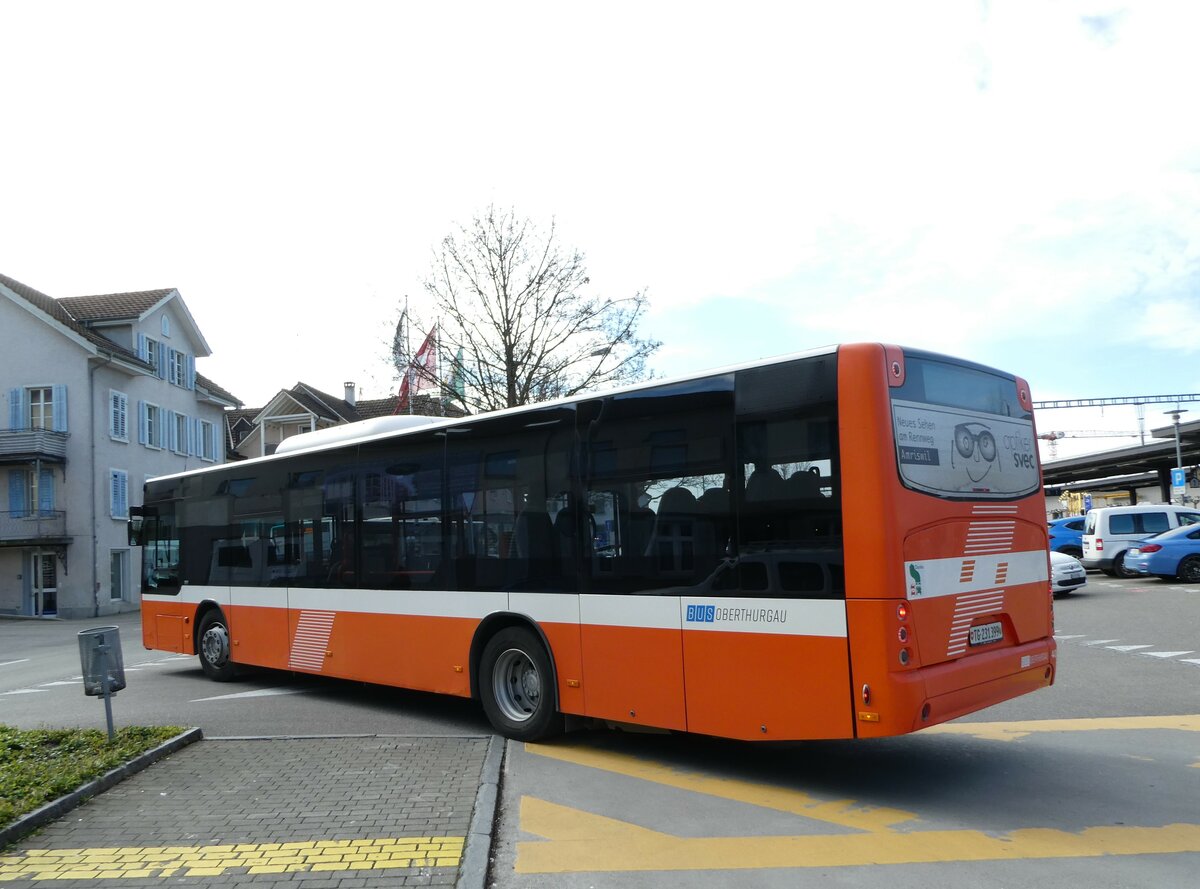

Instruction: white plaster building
[0,274,238,619]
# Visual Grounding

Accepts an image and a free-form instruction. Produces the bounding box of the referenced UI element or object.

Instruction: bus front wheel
[480,627,562,741]
[197,610,238,682]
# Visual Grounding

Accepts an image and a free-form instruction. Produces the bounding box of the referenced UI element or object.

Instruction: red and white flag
[395,325,438,413]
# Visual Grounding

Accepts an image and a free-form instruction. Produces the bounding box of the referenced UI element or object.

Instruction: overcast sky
[3,1,1196,461]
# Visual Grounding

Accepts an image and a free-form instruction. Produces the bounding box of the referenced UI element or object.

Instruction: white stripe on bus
[146,587,848,637]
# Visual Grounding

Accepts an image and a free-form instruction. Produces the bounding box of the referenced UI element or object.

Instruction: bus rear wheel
[197,610,238,681]
[480,627,562,741]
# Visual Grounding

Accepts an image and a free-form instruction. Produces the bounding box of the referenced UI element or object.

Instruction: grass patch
[0,724,184,829]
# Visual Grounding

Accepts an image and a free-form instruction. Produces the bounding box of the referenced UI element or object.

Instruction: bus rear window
[890,355,1038,500]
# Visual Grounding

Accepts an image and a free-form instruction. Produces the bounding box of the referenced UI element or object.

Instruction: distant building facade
[231,384,463,459]
[0,274,238,619]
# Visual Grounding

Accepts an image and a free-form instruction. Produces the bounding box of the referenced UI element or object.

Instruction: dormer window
[162,314,171,337]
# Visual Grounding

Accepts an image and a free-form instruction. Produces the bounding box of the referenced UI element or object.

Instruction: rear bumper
[856,636,1057,737]
[916,639,1056,731]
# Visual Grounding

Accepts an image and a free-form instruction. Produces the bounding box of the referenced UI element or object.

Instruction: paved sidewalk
[1,735,498,888]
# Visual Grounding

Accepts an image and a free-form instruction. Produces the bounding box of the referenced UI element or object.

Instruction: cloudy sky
[3,1,1196,460]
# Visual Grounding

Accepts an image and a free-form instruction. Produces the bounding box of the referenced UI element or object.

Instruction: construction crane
[1036,430,1141,459]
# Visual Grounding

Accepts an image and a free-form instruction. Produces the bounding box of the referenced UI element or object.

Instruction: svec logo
[686,604,716,623]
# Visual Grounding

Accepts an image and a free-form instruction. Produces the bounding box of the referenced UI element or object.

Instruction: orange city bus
[130,343,1055,742]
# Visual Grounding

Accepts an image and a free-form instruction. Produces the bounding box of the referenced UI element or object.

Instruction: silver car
[1050,550,1087,597]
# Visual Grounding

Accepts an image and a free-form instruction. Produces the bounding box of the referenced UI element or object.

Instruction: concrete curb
[0,726,203,850]
[459,734,506,889]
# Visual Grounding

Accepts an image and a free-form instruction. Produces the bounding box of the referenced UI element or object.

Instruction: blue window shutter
[157,342,168,380]
[38,470,54,512]
[110,471,123,518]
[51,384,68,432]
[119,473,128,518]
[186,354,196,390]
[189,417,198,456]
[110,391,128,440]
[9,388,24,430]
[137,334,148,362]
[9,470,27,517]
[138,402,148,445]
[167,411,177,452]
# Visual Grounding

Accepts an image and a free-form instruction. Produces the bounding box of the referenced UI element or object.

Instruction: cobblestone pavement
[1,735,491,888]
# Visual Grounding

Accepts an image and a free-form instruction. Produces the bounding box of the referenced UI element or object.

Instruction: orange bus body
[138,343,1055,741]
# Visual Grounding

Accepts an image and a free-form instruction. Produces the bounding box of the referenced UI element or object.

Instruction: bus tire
[479,627,562,741]
[197,609,238,682]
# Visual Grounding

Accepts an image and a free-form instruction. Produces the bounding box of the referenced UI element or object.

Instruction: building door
[110,550,130,603]
[31,552,58,617]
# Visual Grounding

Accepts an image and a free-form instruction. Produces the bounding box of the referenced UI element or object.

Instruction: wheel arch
[192,600,227,654]
[469,612,559,706]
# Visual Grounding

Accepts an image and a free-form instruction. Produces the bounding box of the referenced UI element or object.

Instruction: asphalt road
[2,574,1198,887]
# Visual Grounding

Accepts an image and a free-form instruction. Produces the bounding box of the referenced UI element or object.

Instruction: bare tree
[423,206,660,413]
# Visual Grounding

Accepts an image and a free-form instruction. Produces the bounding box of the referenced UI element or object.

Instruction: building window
[174,412,189,455]
[110,550,130,601]
[110,391,129,442]
[29,388,53,430]
[145,337,160,375]
[8,385,67,432]
[198,419,217,461]
[169,349,187,387]
[7,468,54,517]
[161,314,171,337]
[140,402,164,449]
[110,469,129,519]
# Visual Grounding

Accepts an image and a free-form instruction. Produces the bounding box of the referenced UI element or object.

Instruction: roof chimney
[344,381,356,407]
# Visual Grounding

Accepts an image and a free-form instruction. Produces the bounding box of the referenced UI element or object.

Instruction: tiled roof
[0,272,147,365]
[59,289,176,322]
[196,373,240,406]
[1,272,239,406]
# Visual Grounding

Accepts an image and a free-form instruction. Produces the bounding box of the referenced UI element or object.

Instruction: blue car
[1048,516,1086,558]
[1123,524,1200,582]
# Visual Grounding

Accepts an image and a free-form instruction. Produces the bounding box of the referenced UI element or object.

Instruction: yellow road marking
[925,714,1200,742]
[526,740,917,830]
[520,716,1200,873]
[516,798,1200,872]
[0,837,464,880]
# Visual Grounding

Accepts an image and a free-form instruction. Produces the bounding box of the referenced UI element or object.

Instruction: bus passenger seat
[745,466,786,502]
[787,470,823,500]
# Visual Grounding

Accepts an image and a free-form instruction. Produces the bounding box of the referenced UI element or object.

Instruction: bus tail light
[898,626,909,643]
[897,602,909,621]
[861,684,871,705]
[899,648,911,666]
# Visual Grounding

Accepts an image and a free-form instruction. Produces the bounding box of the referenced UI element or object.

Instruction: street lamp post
[1166,409,1187,503]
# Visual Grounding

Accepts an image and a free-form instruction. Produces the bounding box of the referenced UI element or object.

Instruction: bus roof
[151,342,853,484]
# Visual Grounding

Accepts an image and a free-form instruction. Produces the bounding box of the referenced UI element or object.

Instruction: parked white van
[1081,504,1200,577]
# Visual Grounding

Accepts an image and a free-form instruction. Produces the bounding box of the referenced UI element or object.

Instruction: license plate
[969,621,1003,646]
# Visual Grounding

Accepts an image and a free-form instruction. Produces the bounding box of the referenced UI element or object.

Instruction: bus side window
[734,410,843,598]
[583,382,735,595]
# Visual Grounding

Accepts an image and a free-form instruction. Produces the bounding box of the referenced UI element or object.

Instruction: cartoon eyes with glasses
[952,422,998,483]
